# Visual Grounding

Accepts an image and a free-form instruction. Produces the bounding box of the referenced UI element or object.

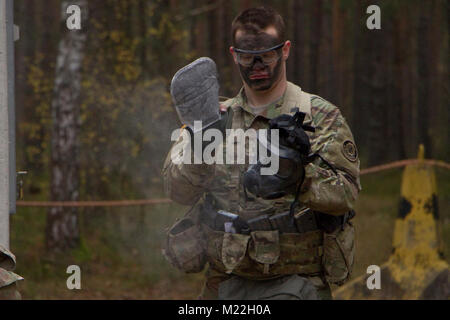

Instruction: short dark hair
[231,6,286,45]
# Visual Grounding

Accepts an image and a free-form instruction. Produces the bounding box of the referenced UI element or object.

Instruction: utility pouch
[269,212,298,233]
[247,214,273,231]
[222,232,251,274]
[248,230,280,274]
[202,223,323,279]
[322,221,355,285]
[163,216,207,273]
[294,208,318,233]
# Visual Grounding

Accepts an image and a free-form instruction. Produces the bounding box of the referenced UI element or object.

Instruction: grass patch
[9,167,449,299]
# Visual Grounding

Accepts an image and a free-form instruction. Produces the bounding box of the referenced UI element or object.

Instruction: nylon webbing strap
[281,83,312,117]
[228,106,243,212]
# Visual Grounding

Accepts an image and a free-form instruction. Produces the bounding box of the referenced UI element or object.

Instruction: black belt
[201,201,355,235]
[201,206,319,235]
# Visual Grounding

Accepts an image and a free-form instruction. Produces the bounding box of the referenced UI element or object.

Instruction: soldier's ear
[282,41,291,61]
[230,47,238,65]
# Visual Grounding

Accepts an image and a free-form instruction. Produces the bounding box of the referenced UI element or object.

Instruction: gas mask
[243,109,315,200]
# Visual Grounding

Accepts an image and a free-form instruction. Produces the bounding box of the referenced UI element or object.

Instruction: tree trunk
[332,0,343,106]
[309,0,322,93]
[368,37,389,164]
[318,1,334,101]
[417,1,432,157]
[393,6,409,160]
[426,0,443,159]
[208,0,218,63]
[352,0,373,162]
[291,0,305,86]
[138,0,147,74]
[365,0,388,166]
[46,0,87,252]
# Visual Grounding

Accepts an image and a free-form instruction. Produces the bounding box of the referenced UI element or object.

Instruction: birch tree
[46,0,87,252]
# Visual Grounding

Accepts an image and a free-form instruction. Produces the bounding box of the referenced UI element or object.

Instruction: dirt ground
[10,168,450,300]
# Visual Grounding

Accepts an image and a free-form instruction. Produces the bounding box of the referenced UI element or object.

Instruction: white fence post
[0,0,15,249]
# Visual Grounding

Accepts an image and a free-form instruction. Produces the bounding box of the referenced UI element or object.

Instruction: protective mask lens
[237,53,255,67]
[260,50,280,65]
[236,50,280,67]
[234,43,284,67]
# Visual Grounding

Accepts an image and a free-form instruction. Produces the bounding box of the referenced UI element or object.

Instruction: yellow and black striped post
[334,145,449,299]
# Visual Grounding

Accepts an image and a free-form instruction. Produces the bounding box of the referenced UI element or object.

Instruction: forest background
[10,0,449,299]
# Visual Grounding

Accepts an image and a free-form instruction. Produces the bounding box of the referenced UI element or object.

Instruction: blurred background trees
[14,0,449,246]
[46,0,87,252]
[9,0,449,298]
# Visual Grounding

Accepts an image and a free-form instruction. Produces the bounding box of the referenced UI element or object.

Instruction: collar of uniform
[237,86,285,116]
[233,82,303,128]
[234,86,284,128]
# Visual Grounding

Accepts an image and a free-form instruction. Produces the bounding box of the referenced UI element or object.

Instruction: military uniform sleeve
[163,128,215,205]
[0,246,23,300]
[0,269,23,300]
[299,96,361,215]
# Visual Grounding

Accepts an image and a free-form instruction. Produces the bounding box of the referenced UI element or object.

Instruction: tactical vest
[200,84,323,279]
[164,83,355,284]
[213,83,312,217]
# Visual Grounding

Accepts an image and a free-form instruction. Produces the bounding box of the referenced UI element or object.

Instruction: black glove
[268,109,314,159]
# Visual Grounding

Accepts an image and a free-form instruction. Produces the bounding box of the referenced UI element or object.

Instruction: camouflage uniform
[163,82,360,299]
[0,245,23,300]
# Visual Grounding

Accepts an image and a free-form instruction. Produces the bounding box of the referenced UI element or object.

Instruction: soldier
[0,245,23,300]
[163,6,360,300]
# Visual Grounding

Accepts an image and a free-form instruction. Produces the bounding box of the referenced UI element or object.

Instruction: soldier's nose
[252,61,265,70]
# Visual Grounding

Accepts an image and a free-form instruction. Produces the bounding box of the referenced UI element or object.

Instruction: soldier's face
[232,28,288,91]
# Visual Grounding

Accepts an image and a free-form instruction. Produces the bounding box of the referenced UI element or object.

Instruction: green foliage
[76,0,192,201]
[360,168,402,198]
[70,237,92,263]
[10,0,450,299]
[11,169,449,299]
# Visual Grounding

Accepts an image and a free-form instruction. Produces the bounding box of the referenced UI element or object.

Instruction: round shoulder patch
[342,140,358,162]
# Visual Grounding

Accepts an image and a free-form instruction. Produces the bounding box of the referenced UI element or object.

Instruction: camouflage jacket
[163,82,361,220]
[0,245,23,300]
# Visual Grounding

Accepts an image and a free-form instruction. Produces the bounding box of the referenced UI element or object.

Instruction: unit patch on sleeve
[342,140,358,162]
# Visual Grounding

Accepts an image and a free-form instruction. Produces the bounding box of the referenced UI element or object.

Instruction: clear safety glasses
[232,42,285,67]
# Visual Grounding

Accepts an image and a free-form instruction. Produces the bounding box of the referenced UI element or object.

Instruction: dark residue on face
[234,31,284,91]
[238,55,282,91]
[235,33,280,51]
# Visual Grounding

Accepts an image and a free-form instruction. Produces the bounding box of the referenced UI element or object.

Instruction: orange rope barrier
[17,198,172,207]
[17,158,449,207]
[360,159,450,175]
